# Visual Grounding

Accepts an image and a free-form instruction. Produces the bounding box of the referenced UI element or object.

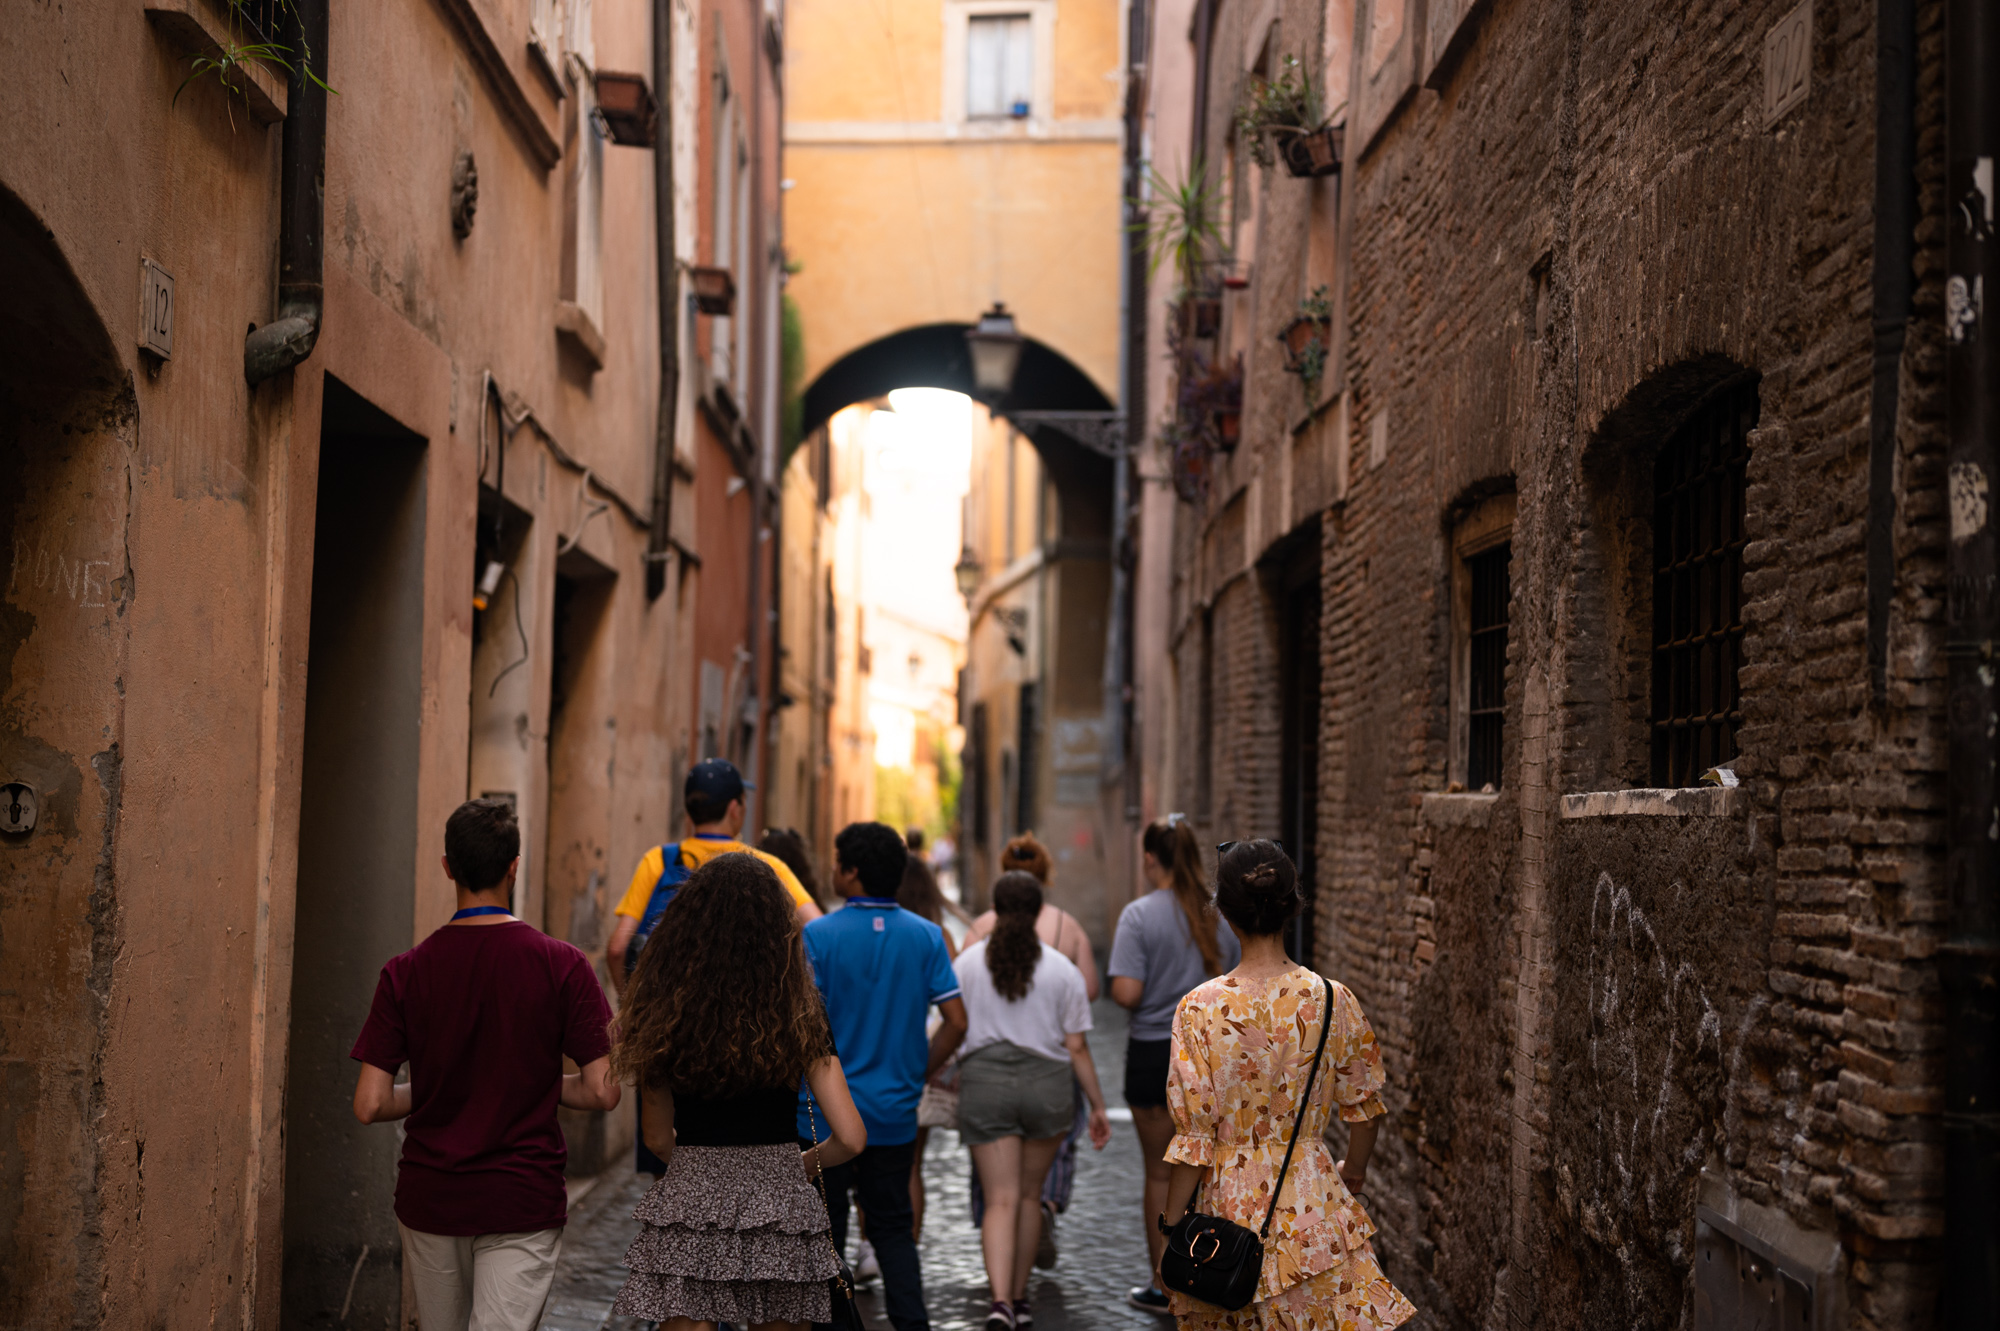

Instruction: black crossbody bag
[1158,975,1334,1312]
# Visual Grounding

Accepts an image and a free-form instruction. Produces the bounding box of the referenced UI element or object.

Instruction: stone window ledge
[1419,791,1500,828]
[1560,786,1747,819]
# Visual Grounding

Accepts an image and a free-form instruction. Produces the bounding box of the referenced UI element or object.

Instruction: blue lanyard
[451,906,511,921]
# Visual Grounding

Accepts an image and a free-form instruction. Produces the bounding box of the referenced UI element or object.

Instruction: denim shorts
[956,1042,1075,1145]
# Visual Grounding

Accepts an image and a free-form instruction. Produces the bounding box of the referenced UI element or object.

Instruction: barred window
[1649,384,1755,786]
[1451,493,1514,792]
[1467,543,1510,791]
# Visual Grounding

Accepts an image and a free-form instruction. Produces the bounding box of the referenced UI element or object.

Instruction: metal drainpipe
[646,0,680,601]
[244,0,327,385]
[1867,0,1915,700]
[740,18,769,831]
[1943,0,2000,1319]
[1102,0,1149,818]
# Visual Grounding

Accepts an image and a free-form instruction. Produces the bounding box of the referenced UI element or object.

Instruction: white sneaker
[854,1238,881,1284]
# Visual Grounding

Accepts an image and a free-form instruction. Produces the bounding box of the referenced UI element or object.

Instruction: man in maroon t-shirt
[350,798,619,1331]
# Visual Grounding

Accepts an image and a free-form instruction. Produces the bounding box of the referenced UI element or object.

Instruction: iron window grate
[1650,383,1756,787]
[1467,543,1510,791]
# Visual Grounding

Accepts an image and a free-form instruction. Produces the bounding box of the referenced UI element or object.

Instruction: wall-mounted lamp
[964,303,1024,401]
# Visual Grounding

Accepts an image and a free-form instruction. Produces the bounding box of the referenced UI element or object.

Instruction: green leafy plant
[1234,56,1341,168]
[1281,288,1333,399]
[779,292,806,460]
[1132,159,1225,295]
[173,0,335,126]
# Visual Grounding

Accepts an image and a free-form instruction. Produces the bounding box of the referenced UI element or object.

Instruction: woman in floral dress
[1161,840,1415,1331]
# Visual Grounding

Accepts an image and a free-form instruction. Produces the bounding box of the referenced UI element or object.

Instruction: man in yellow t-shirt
[606,758,822,993]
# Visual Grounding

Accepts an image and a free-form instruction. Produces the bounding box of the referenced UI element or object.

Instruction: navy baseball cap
[685,757,753,802]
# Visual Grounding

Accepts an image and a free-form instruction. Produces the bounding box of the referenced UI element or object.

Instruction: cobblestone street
[542,1000,1160,1331]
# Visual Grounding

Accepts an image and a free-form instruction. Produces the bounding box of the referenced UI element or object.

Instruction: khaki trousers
[398,1223,563,1331]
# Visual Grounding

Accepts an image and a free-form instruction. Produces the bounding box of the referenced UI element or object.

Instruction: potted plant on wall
[1279,286,1334,396]
[1235,56,1345,179]
[1181,354,1244,450]
[1163,417,1211,503]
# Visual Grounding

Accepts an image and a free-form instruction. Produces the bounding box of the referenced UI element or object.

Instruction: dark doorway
[1015,681,1040,834]
[545,548,614,1174]
[283,376,427,1327]
[1279,566,1322,967]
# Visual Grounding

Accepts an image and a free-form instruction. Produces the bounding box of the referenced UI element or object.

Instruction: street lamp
[955,546,983,604]
[964,303,1024,401]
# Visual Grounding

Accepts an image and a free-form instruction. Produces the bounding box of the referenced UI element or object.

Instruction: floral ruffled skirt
[611,1142,836,1324]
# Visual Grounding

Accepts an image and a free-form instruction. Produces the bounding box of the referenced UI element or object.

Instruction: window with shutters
[966,14,1033,118]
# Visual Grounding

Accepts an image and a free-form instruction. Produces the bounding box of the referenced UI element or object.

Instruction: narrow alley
[1,0,1995,1329]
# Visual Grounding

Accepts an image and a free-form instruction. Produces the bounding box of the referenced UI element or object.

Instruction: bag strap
[803,1086,850,1281]
[1257,975,1336,1239]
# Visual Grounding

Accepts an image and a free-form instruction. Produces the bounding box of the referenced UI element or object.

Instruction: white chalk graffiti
[1579,871,1723,1278]
[8,539,113,609]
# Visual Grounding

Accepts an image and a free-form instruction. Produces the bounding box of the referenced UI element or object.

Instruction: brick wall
[1154,0,1951,1326]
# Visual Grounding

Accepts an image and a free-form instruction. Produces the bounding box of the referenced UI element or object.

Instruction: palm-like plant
[1133,159,1225,296]
[173,0,334,126]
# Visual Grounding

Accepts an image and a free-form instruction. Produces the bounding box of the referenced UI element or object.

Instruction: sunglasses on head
[1216,841,1237,855]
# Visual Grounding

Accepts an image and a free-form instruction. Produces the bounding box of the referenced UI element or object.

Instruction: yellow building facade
[780,0,1130,935]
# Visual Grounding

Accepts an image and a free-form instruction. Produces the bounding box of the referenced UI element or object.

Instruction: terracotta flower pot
[1279,315,1331,372]
[1179,298,1223,340]
[1281,124,1344,179]
[1213,408,1241,448]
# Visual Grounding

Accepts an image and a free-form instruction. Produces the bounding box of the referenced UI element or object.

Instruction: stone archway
[801,322,1114,442]
[0,179,134,1329]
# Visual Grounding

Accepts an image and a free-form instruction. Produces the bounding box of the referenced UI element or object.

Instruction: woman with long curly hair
[953,872,1112,1331]
[1161,841,1414,1331]
[610,853,868,1330]
[1109,816,1240,1314]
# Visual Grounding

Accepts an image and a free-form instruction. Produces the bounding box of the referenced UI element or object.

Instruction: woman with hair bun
[1109,816,1241,1314]
[1159,840,1414,1331]
[954,872,1112,1331]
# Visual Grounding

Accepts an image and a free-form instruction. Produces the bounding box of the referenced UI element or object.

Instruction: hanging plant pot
[594,70,659,146]
[1281,124,1344,179]
[1170,429,1210,503]
[1279,315,1331,373]
[1212,407,1241,449]
[689,265,737,315]
[1177,298,1223,340]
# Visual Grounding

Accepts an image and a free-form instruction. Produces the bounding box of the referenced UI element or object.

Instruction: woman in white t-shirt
[954,872,1112,1331]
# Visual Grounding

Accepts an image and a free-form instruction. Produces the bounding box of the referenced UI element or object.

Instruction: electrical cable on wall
[488,567,531,698]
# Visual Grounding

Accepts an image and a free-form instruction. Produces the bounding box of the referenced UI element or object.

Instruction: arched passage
[801,323,1114,442]
[797,323,1117,928]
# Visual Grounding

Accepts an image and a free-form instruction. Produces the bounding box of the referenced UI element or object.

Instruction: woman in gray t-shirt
[1106,816,1240,1314]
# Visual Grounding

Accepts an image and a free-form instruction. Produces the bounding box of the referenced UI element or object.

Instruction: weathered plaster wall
[0,0,727,1319]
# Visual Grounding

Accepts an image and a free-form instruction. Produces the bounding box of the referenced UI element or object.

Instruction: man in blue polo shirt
[801,821,966,1331]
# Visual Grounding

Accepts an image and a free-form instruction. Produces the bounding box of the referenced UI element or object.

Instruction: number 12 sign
[1764,1,1811,128]
[140,258,174,360]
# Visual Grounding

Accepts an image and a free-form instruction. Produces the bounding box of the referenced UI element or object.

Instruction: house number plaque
[139,258,174,360]
[1763,1,1811,128]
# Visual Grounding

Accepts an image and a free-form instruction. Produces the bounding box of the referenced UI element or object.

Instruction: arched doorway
[0,180,133,1328]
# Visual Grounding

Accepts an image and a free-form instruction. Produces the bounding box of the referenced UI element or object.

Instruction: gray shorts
[956,1042,1075,1146]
